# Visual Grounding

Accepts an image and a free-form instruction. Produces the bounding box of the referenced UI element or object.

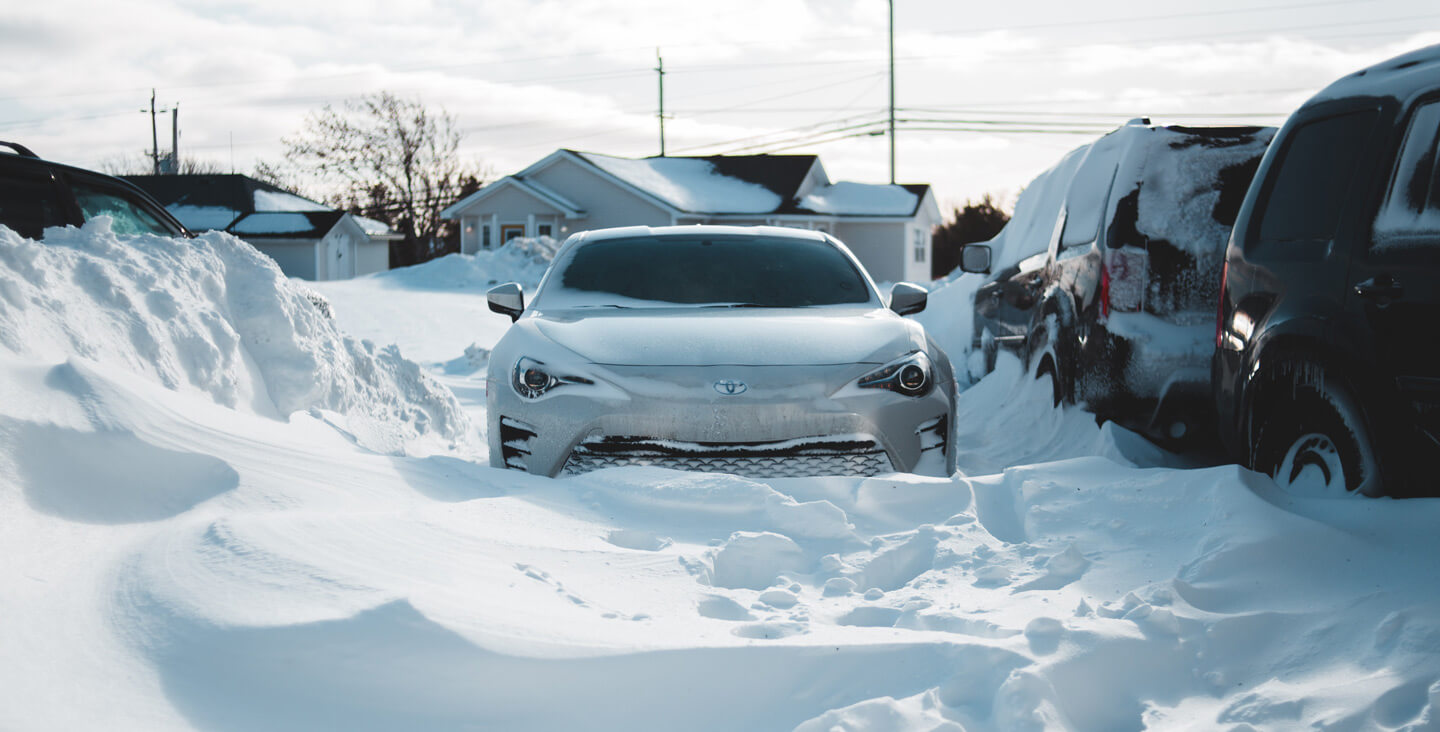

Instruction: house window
[482,223,491,249]
[912,229,926,263]
[537,224,553,238]
[501,224,525,242]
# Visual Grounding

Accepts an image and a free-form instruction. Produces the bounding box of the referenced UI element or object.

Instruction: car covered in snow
[0,141,188,239]
[1213,44,1440,496]
[962,121,1273,444]
[484,225,956,478]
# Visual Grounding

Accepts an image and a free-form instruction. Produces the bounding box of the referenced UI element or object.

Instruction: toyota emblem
[713,379,748,396]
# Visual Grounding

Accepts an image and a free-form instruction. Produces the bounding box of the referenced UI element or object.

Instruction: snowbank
[368,236,559,292]
[310,237,558,366]
[0,219,471,455]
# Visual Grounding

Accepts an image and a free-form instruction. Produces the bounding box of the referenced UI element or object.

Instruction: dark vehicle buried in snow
[962,121,1273,444]
[0,141,188,239]
[1213,44,1440,496]
[484,225,956,479]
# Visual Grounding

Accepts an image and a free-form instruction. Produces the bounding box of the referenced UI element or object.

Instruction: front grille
[562,434,893,478]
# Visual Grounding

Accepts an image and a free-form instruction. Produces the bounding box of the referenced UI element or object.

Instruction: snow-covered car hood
[524,307,925,366]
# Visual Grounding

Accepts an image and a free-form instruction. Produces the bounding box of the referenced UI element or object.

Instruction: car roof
[1306,43,1440,108]
[1,146,173,201]
[567,224,832,245]
[0,145,192,236]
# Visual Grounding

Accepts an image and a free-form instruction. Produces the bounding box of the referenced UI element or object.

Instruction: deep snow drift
[0,220,472,455]
[3,224,1440,731]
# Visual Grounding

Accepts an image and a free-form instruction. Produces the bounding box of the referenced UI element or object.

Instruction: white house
[440,150,942,283]
[125,174,402,281]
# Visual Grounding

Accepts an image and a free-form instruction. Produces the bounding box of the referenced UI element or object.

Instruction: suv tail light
[1099,260,1111,319]
[1215,260,1229,349]
[1103,248,1147,316]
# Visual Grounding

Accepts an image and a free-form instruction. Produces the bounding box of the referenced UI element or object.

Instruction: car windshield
[536,234,875,308]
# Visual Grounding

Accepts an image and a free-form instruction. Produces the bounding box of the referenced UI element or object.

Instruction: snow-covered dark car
[963,121,1272,444]
[485,225,956,478]
[1214,44,1440,496]
[0,141,188,239]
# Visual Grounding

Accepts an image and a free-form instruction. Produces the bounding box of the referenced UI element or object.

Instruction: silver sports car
[485,225,956,478]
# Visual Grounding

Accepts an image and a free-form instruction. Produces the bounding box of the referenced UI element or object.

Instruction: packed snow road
[3,227,1439,731]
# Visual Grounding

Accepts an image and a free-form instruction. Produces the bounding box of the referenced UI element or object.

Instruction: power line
[670,71,887,118]
[665,111,886,155]
[711,119,889,155]
[738,129,888,156]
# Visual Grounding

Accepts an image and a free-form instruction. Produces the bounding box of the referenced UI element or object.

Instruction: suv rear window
[1256,109,1379,248]
[1374,99,1440,250]
[0,169,68,240]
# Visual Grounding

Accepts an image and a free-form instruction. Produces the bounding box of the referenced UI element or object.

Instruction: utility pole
[656,49,667,157]
[171,103,179,174]
[888,0,896,184]
[140,90,178,174]
[148,90,160,175]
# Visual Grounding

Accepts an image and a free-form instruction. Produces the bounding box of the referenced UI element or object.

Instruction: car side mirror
[487,282,525,322]
[889,282,928,316]
[960,244,991,274]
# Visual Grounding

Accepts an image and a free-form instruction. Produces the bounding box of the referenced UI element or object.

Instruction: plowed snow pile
[3,223,1440,731]
[0,220,472,455]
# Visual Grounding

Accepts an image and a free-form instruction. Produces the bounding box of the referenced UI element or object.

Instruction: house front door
[501,224,525,242]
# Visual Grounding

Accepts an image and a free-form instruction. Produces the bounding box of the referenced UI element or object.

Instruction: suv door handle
[1354,275,1402,299]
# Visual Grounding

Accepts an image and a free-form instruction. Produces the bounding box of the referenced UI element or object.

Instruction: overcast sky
[4,0,1438,212]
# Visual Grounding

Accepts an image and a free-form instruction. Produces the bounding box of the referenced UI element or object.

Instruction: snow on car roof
[1309,43,1440,105]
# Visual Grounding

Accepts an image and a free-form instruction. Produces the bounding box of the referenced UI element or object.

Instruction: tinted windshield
[538,235,875,308]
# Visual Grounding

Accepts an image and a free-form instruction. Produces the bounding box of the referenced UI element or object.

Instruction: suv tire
[1250,367,1382,496]
[1029,316,1074,408]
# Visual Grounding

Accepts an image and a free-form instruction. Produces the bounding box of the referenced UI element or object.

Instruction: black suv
[1213,45,1440,496]
[964,121,1272,444]
[0,141,187,240]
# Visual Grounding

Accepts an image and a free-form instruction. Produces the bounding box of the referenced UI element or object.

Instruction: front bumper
[488,363,951,478]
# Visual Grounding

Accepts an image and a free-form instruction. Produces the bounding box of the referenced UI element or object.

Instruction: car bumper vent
[561,435,894,479]
[917,415,948,455]
[499,416,537,471]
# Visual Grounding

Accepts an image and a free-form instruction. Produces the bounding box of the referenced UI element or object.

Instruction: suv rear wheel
[1250,366,1382,496]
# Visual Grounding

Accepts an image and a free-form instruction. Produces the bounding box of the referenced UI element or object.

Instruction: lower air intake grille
[562,435,893,478]
[917,414,948,455]
[499,417,537,471]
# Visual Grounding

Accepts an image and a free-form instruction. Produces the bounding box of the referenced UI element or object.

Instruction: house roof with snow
[124,174,401,240]
[441,150,932,220]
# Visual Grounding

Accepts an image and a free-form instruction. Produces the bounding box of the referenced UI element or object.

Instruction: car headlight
[512,356,593,399]
[857,351,933,397]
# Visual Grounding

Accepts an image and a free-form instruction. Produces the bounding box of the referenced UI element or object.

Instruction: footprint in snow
[514,563,589,608]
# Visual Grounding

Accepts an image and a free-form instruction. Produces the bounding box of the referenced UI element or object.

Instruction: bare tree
[282,91,489,266]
